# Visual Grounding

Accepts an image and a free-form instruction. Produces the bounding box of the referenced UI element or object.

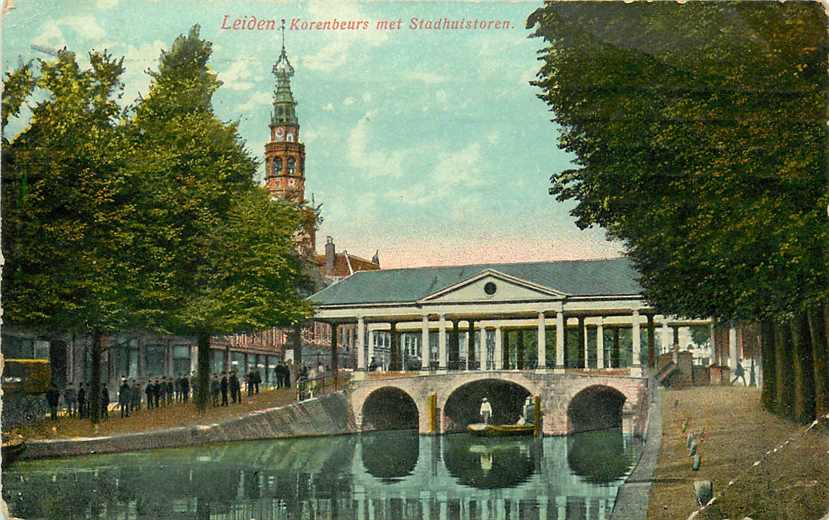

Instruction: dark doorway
[361,387,419,431]
[444,379,530,432]
[567,385,626,433]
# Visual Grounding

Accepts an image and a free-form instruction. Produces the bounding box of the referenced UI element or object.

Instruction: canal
[3,429,640,520]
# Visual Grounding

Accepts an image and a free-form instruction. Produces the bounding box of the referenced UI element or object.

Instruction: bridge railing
[295,370,351,401]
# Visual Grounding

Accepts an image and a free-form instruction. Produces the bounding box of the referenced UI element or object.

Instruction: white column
[421,316,430,370]
[709,321,717,365]
[729,322,738,372]
[367,330,375,367]
[632,310,642,376]
[537,312,546,370]
[596,319,605,369]
[582,318,589,369]
[438,314,447,371]
[356,317,366,370]
[494,327,503,370]
[478,327,489,370]
[661,319,671,355]
[465,325,472,370]
[555,311,565,370]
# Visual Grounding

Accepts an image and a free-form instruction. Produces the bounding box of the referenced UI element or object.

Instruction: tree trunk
[807,305,829,417]
[790,315,816,423]
[89,331,103,424]
[774,321,794,418]
[760,320,776,412]
[196,332,211,412]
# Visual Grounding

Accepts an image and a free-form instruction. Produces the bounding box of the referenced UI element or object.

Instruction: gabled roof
[309,257,642,306]
[315,252,380,278]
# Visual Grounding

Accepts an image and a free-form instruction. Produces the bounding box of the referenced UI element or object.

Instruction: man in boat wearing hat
[479,397,493,425]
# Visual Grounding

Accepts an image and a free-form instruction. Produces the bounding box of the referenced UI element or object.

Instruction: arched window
[287,132,294,142]
[287,157,296,176]
[272,158,282,176]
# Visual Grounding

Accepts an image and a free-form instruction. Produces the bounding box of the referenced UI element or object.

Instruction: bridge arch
[360,386,420,431]
[566,384,627,434]
[442,378,533,433]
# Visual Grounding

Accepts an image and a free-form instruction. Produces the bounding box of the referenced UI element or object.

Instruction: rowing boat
[467,423,535,437]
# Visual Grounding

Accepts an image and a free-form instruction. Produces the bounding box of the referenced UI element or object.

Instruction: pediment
[419,270,566,304]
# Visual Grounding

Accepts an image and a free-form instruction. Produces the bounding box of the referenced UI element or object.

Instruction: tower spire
[272,18,296,127]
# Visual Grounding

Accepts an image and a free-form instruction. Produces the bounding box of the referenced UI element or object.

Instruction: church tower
[264,21,316,257]
[265,21,306,203]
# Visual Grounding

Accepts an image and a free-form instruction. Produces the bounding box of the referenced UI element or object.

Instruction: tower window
[288,157,296,176]
[287,133,294,142]
[273,158,282,176]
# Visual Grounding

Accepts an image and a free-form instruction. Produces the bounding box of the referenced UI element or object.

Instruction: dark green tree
[129,26,311,411]
[529,2,828,421]
[2,50,139,423]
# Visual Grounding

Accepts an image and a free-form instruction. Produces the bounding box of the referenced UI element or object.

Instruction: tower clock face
[276,127,285,140]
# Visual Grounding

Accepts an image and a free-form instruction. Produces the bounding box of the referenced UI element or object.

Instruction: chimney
[325,236,335,276]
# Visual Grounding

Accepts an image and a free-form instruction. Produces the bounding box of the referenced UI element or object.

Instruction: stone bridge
[349,371,649,437]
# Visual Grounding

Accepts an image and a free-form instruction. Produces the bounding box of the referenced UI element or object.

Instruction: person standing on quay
[119,379,131,418]
[78,382,87,418]
[166,378,174,406]
[253,370,261,395]
[230,371,241,404]
[245,370,254,398]
[145,380,155,410]
[182,375,190,403]
[46,383,60,420]
[153,379,162,409]
[220,372,229,406]
[211,374,220,407]
[101,385,110,419]
[131,379,141,412]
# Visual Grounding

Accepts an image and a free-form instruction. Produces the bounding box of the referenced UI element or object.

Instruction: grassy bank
[647,386,829,520]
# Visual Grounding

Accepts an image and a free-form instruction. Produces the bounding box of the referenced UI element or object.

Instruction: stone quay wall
[20,392,357,460]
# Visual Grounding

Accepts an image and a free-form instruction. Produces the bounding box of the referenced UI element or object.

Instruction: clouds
[346,111,405,178]
[237,91,271,113]
[405,71,447,85]
[118,40,165,101]
[33,15,109,50]
[301,0,389,72]
[220,58,263,91]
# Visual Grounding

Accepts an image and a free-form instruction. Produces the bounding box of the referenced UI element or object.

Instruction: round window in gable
[484,282,497,295]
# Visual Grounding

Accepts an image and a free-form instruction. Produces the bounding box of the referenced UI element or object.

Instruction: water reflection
[5,430,639,520]
[443,435,536,489]
[362,430,419,482]
[567,428,637,484]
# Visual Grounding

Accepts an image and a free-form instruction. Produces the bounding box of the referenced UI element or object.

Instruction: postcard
[1,1,827,519]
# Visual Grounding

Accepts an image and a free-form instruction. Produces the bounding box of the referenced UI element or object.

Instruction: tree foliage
[529,2,828,422]
[2,25,313,417]
[529,2,827,322]
[2,50,137,422]
[128,26,311,409]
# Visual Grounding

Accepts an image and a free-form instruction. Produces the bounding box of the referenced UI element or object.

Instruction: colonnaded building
[309,258,759,436]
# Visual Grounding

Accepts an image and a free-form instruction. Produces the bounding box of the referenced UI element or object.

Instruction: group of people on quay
[43,361,297,421]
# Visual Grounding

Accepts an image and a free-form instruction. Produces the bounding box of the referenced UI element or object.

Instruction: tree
[529,2,828,421]
[1,50,142,423]
[129,26,312,410]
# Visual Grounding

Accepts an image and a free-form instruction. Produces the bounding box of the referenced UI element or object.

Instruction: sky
[2,0,623,268]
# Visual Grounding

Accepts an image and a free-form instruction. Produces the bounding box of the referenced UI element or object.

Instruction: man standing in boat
[480,397,493,425]
[522,396,535,425]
